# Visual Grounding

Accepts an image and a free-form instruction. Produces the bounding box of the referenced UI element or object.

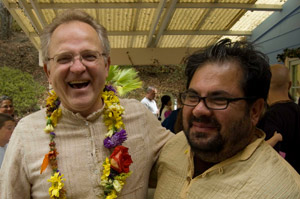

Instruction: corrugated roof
[2,0,286,65]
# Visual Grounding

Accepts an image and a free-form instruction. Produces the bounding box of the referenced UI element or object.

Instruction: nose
[192,99,211,117]
[70,55,86,73]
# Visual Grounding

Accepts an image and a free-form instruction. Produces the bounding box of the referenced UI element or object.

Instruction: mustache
[189,115,221,129]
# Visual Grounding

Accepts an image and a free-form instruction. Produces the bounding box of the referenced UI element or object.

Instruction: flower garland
[40,86,133,199]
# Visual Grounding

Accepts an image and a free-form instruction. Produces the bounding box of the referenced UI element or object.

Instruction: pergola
[2,0,284,65]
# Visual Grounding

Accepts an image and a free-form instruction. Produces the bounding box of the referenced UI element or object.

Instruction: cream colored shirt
[152,130,300,199]
[0,99,173,199]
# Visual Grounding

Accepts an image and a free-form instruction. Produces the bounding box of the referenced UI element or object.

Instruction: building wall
[249,0,300,65]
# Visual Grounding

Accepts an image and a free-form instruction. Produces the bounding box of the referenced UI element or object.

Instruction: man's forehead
[190,62,243,95]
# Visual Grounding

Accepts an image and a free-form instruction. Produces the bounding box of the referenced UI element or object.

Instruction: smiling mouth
[68,80,90,89]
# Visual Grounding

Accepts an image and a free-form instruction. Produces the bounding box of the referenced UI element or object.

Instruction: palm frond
[106,65,142,97]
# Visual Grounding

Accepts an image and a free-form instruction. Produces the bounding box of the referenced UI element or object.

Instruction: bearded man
[151,39,300,199]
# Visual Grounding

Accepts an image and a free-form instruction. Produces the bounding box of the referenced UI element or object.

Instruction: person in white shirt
[141,86,159,116]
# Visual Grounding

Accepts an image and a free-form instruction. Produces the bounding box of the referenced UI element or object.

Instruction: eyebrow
[187,89,233,97]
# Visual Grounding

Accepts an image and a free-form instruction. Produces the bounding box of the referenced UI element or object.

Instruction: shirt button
[85,121,89,126]
[186,176,191,183]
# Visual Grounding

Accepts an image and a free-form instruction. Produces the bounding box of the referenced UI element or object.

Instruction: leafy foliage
[277,48,300,62]
[106,65,142,97]
[0,66,45,117]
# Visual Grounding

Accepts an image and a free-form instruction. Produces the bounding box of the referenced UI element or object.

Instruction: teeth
[69,80,88,84]
[68,80,90,89]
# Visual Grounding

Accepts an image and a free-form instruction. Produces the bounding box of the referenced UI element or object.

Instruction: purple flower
[103,129,127,149]
[55,99,61,106]
[50,132,56,138]
[105,85,117,93]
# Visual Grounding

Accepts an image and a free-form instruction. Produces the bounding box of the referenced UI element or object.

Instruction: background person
[0,113,15,168]
[151,39,300,198]
[0,95,14,117]
[257,64,300,173]
[162,96,183,134]
[0,10,173,199]
[141,86,159,116]
[158,95,172,122]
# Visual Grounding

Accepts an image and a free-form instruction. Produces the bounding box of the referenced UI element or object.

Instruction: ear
[105,56,111,78]
[250,98,265,126]
[288,81,292,90]
[43,64,52,84]
[43,64,50,77]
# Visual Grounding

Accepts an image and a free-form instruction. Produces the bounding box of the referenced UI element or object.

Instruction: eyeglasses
[0,105,13,109]
[180,91,256,110]
[48,51,106,66]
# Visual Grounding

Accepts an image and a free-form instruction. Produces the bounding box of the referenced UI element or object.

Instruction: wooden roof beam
[7,2,282,11]
[29,30,251,37]
[30,0,47,28]
[146,0,167,47]
[150,0,178,48]
[18,0,43,34]
[1,0,39,49]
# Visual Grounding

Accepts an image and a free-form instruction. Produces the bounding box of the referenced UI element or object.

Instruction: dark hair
[185,38,271,102]
[0,113,14,128]
[0,95,13,104]
[159,95,171,119]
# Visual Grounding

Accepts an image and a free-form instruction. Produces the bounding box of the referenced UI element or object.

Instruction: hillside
[0,31,187,109]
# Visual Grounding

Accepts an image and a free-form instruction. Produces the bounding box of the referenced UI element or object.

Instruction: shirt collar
[186,128,266,176]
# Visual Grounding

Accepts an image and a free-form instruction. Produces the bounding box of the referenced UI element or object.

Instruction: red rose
[110,146,133,173]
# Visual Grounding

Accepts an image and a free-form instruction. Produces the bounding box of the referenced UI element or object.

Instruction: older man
[141,86,159,116]
[0,10,172,199]
[151,39,300,198]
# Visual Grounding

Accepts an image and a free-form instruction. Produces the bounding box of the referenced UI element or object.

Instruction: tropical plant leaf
[106,65,142,97]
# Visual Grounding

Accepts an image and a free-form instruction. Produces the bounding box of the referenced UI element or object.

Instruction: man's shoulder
[121,98,143,106]
[18,109,46,124]
[263,101,300,121]
[120,98,148,112]
[140,97,149,103]
[250,142,300,182]
[160,132,188,156]
[269,101,300,111]
[11,109,46,140]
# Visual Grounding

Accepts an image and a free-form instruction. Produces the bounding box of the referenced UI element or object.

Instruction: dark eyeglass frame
[47,51,106,65]
[0,105,14,109]
[180,91,257,110]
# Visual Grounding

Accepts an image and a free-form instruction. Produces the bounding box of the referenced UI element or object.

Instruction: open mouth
[68,80,90,89]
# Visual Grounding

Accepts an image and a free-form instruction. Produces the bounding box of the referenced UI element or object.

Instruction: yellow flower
[46,90,59,108]
[101,158,111,181]
[44,124,54,133]
[115,171,132,182]
[113,180,123,193]
[50,108,62,127]
[105,129,114,138]
[106,190,118,199]
[48,172,65,198]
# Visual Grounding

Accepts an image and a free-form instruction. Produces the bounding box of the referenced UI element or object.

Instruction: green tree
[0,66,45,117]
